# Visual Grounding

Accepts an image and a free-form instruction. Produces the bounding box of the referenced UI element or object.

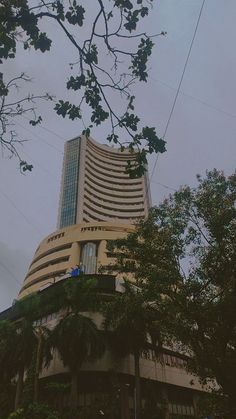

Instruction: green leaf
[31,33,52,52]
[65,4,85,26]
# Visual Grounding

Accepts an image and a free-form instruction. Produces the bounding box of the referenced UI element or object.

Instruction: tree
[103,282,162,419]
[0,320,18,418]
[109,169,236,413]
[48,278,105,409]
[12,293,55,409]
[13,319,39,409]
[0,72,52,172]
[0,293,52,411]
[0,320,18,385]
[0,0,166,175]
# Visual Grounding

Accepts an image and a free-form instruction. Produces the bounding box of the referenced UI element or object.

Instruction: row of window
[34,312,57,326]
[85,159,142,185]
[84,195,145,214]
[169,404,195,416]
[83,201,142,221]
[27,256,69,278]
[141,350,187,369]
[29,244,72,270]
[87,140,135,162]
[22,269,67,292]
[86,153,131,177]
[47,232,65,243]
[84,180,144,201]
[84,187,144,207]
[81,226,106,232]
[87,141,136,162]
[85,165,142,190]
[53,391,195,417]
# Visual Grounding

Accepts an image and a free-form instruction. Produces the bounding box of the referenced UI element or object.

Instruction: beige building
[19,222,134,299]
[14,135,208,417]
[57,135,151,228]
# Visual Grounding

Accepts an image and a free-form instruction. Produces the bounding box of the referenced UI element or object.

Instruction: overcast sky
[1,0,236,311]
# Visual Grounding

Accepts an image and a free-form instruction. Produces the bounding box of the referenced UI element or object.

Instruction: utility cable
[0,187,42,236]
[15,119,63,154]
[150,76,236,122]
[151,179,177,192]
[0,260,21,286]
[144,0,206,209]
[21,114,66,142]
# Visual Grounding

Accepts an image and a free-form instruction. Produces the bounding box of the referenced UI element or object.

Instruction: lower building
[1,273,206,419]
[1,222,208,418]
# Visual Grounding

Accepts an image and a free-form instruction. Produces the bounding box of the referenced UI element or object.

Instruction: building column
[161,385,170,419]
[120,382,130,419]
[97,240,107,272]
[68,242,80,269]
[193,393,199,418]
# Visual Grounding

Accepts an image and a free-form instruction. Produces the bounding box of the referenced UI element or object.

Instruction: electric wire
[0,187,42,236]
[21,114,66,141]
[150,0,206,183]
[20,143,60,182]
[151,180,177,192]
[150,76,236,121]
[15,119,63,154]
[142,0,206,210]
[0,260,21,286]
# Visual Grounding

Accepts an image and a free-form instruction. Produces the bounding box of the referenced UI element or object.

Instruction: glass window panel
[81,242,97,274]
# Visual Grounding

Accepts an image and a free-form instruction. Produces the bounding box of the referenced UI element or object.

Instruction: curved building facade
[57,136,151,228]
[11,134,208,417]
[19,222,134,299]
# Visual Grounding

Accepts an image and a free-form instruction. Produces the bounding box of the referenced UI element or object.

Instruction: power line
[150,0,206,184]
[150,76,236,121]
[21,114,66,142]
[0,260,21,286]
[0,187,42,236]
[151,179,177,192]
[15,119,63,154]
[20,144,60,182]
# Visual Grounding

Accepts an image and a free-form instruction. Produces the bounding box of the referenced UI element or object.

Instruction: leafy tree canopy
[108,169,236,411]
[0,0,166,175]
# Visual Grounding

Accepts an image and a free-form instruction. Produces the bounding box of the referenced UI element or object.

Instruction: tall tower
[57,135,151,228]
[19,135,151,299]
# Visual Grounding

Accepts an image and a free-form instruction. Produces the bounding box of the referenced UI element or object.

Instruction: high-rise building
[57,135,151,228]
[1,134,207,417]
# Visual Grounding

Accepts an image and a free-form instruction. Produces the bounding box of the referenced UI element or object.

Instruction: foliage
[49,312,104,373]
[109,169,236,411]
[0,277,105,415]
[0,320,18,383]
[103,281,162,419]
[0,72,52,171]
[104,281,162,357]
[7,403,60,419]
[45,278,105,407]
[62,276,99,312]
[0,0,166,176]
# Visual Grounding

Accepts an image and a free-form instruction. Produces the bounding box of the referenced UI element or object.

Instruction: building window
[81,242,97,274]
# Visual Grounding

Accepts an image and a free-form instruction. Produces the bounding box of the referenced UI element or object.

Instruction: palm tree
[0,320,18,384]
[0,320,18,416]
[49,312,104,409]
[13,318,38,409]
[48,278,105,409]
[103,282,161,419]
[12,293,51,408]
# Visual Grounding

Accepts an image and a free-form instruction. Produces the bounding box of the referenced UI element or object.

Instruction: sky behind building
[1,0,236,310]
